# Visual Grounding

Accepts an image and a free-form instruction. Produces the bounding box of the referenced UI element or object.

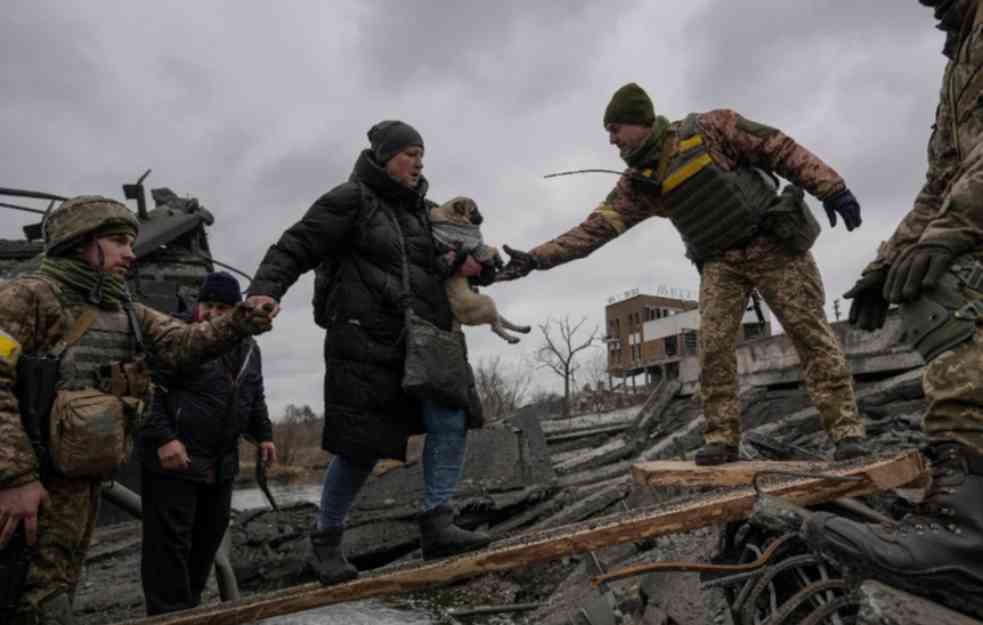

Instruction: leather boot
[304,527,358,586]
[694,442,739,466]
[419,504,491,560]
[805,441,983,617]
[833,436,865,461]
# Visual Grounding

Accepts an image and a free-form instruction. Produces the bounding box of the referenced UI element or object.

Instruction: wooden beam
[632,459,836,489]
[120,451,924,625]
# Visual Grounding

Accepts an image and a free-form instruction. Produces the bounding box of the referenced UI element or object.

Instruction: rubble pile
[74,364,983,625]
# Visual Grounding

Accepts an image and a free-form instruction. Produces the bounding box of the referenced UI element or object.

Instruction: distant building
[605,291,772,387]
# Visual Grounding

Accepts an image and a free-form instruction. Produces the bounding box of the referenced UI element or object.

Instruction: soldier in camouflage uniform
[0,196,272,624]
[807,1,983,614]
[498,83,866,465]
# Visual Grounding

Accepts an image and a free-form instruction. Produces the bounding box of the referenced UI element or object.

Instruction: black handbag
[388,209,471,409]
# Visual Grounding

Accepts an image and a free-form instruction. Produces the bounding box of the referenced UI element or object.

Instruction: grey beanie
[367,120,424,164]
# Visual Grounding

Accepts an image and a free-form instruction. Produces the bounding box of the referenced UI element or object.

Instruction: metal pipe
[101,481,143,518]
[212,527,240,602]
[0,188,66,201]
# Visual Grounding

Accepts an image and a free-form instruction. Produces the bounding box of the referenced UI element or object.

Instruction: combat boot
[805,441,983,617]
[304,526,358,586]
[694,442,739,466]
[833,436,865,461]
[419,504,492,560]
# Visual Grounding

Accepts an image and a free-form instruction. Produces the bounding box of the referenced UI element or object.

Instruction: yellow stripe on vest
[595,203,626,234]
[662,153,713,194]
[0,330,22,367]
[677,135,703,152]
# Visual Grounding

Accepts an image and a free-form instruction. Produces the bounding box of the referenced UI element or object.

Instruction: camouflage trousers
[15,475,99,622]
[923,323,983,453]
[699,237,863,447]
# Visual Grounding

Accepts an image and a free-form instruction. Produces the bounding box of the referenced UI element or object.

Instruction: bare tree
[533,316,599,418]
[273,404,319,466]
[474,356,532,422]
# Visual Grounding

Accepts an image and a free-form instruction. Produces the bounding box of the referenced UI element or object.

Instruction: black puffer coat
[249,150,480,464]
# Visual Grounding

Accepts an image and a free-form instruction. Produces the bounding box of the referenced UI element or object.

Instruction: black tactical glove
[843,269,889,331]
[495,245,540,282]
[822,188,862,231]
[883,240,969,303]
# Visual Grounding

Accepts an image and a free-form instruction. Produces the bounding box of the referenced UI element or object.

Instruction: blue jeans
[317,400,469,530]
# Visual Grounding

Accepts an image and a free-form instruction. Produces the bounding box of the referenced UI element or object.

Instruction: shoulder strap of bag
[49,308,98,358]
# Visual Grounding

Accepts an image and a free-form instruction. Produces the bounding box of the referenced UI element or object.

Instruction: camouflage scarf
[39,256,129,307]
[622,115,670,169]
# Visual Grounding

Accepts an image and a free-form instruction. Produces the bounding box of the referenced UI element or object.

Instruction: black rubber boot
[304,527,358,586]
[833,436,865,461]
[694,442,739,466]
[805,441,983,617]
[419,504,492,560]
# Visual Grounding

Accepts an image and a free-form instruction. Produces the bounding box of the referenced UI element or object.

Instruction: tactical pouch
[762,185,821,254]
[48,389,142,479]
[900,254,983,362]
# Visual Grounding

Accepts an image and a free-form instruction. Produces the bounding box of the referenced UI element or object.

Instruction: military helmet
[44,195,140,257]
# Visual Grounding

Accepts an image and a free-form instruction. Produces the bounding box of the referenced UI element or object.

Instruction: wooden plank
[121,451,924,625]
[631,459,835,489]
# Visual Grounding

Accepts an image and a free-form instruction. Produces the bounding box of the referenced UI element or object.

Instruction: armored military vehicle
[0,170,248,314]
[1,171,253,526]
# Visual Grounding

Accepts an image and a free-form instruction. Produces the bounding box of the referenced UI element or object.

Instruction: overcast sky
[1,1,947,418]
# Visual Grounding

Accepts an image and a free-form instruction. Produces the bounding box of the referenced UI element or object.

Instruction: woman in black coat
[246,121,489,585]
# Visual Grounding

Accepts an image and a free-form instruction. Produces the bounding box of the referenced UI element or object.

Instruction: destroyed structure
[5,181,967,625]
[67,291,976,625]
[604,291,773,388]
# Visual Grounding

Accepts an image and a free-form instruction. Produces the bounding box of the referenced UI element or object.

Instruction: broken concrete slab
[857,580,983,625]
[353,410,554,514]
[541,405,640,437]
[553,437,631,475]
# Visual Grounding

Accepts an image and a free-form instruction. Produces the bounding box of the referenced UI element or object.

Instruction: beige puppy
[430,197,531,344]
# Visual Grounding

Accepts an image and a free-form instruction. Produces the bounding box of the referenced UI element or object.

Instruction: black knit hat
[367,120,424,164]
[603,83,656,128]
[198,271,242,306]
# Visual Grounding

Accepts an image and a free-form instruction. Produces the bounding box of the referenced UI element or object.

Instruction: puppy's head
[433,196,483,226]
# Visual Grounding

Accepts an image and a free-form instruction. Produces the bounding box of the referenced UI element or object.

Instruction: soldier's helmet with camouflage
[44,195,140,257]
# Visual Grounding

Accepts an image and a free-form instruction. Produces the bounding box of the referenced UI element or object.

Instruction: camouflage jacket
[530,109,846,269]
[0,275,251,488]
[865,0,983,274]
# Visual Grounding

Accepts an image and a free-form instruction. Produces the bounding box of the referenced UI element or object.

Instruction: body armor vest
[659,114,777,261]
[58,308,133,391]
[29,274,137,391]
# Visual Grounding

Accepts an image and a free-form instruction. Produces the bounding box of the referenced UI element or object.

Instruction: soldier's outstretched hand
[822,188,862,231]
[231,301,275,335]
[0,480,49,546]
[843,269,889,331]
[496,245,540,282]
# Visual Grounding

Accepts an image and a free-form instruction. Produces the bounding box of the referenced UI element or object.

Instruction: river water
[233,482,438,625]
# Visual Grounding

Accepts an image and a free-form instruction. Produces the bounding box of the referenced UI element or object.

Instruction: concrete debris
[857,580,983,625]
[78,332,976,625]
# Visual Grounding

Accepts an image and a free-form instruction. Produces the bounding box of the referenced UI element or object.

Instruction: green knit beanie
[603,83,655,128]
